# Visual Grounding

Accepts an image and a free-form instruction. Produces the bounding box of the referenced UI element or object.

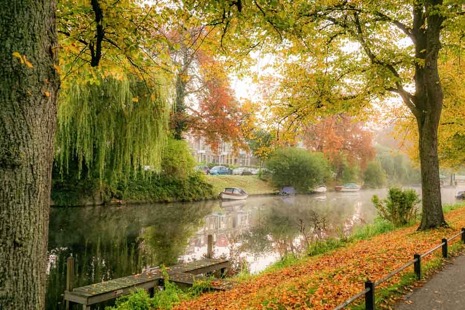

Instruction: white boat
[335,183,361,192]
[219,187,248,200]
[312,186,327,193]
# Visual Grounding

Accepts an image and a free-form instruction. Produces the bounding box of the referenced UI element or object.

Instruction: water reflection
[46,202,214,309]
[46,187,462,309]
[178,192,380,274]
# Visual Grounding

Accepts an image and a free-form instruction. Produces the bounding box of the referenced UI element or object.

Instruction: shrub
[372,187,420,226]
[107,270,186,310]
[265,147,330,192]
[106,289,154,310]
[161,138,196,179]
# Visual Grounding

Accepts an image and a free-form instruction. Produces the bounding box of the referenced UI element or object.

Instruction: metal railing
[333,227,465,310]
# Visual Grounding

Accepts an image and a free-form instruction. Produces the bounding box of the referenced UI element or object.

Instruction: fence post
[365,280,375,310]
[414,254,421,280]
[66,256,75,310]
[207,234,213,259]
[462,228,465,243]
[442,238,448,258]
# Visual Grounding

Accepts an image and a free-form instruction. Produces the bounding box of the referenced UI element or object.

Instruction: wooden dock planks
[64,258,231,309]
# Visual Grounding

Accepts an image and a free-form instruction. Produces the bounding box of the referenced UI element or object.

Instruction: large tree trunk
[413,0,447,230]
[0,1,59,309]
[417,112,447,229]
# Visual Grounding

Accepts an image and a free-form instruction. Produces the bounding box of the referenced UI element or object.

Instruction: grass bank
[204,175,277,196]
[52,174,276,206]
[172,204,465,310]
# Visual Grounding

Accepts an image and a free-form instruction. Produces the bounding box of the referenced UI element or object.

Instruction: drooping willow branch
[56,73,170,181]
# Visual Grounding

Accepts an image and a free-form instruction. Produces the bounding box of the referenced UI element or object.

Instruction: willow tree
[56,72,169,183]
[179,0,465,229]
[56,0,175,181]
[0,1,59,309]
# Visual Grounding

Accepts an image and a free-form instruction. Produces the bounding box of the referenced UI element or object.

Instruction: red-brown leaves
[173,207,465,310]
[302,114,375,173]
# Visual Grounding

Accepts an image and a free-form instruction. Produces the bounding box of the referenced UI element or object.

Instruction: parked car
[456,191,465,199]
[195,165,210,174]
[232,167,253,175]
[209,166,231,175]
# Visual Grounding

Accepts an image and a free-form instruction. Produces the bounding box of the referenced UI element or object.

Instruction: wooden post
[66,257,75,310]
[442,238,448,258]
[414,254,421,280]
[207,234,213,259]
[365,280,375,310]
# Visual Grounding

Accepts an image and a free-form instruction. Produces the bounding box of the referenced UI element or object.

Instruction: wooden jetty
[64,257,231,310]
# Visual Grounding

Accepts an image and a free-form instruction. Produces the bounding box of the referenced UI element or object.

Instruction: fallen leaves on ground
[173,207,465,310]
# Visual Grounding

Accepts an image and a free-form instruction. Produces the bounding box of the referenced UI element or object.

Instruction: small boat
[279,186,296,196]
[312,185,327,193]
[456,191,465,199]
[219,187,248,200]
[335,183,361,192]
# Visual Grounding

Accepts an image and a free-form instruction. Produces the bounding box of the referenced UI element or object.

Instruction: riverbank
[51,174,277,206]
[172,204,465,310]
[205,175,278,196]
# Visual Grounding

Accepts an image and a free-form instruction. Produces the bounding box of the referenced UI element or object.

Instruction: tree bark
[417,111,447,229]
[412,0,447,229]
[0,0,59,309]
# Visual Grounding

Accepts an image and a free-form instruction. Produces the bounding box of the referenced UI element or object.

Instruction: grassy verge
[204,175,277,196]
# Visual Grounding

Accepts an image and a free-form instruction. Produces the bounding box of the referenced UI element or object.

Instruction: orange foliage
[189,52,246,152]
[302,114,375,172]
[173,207,465,310]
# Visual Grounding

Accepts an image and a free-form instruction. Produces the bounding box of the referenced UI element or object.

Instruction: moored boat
[312,185,327,193]
[219,187,248,200]
[335,183,361,192]
[279,186,296,196]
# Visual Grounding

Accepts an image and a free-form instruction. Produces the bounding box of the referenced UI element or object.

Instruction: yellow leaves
[12,51,33,68]
[53,64,62,75]
[132,97,139,103]
[12,51,21,60]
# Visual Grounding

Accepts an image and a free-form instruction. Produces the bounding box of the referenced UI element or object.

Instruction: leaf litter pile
[174,207,465,309]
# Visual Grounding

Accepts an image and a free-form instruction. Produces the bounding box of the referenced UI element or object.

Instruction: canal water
[46,187,462,309]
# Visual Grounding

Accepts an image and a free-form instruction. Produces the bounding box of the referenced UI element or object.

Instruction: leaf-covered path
[174,206,465,309]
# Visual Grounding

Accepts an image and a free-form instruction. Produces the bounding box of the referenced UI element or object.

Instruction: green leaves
[372,187,421,226]
[56,72,169,182]
[266,147,330,192]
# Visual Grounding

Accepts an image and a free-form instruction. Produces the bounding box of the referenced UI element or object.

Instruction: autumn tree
[178,0,465,229]
[433,44,465,167]
[302,114,375,179]
[164,27,248,153]
[0,1,59,309]
[247,129,275,164]
[188,52,246,151]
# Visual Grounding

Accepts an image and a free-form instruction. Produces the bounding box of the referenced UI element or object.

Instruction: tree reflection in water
[47,188,462,308]
[238,194,363,260]
[46,202,214,309]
